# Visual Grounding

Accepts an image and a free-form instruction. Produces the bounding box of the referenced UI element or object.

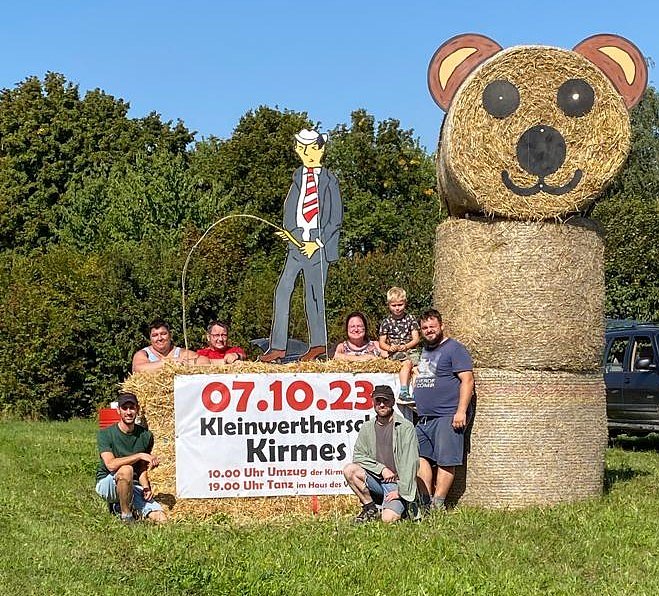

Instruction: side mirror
[635,357,656,371]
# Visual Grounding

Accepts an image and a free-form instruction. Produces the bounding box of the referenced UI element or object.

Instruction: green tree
[0,72,194,252]
[326,109,441,257]
[593,87,659,321]
[0,240,194,419]
[59,150,199,250]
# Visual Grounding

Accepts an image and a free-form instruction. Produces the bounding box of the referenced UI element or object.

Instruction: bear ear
[428,33,502,111]
[573,34,648,108]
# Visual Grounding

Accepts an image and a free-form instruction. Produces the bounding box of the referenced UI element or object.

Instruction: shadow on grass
[603,434,659,493]
[604,465,648,493]
[609,432,659,452]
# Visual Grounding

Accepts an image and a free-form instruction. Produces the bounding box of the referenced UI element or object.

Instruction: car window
[631,336,655,371]
[605,336,629,373]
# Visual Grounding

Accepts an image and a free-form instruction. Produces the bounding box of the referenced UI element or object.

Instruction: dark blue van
[604,321,659,435]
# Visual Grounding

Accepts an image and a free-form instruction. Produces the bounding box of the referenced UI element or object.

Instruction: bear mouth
[501,169,583,196]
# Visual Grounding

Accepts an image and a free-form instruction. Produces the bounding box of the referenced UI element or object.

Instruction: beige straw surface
[122,360,401,522]
[448,368,607,508]
[434,217,605,371]
[438,45,631,220]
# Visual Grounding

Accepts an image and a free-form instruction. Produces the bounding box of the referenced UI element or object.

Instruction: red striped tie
[302,168,319,222]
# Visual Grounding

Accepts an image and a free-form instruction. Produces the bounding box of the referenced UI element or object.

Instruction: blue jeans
[364,471,406,517]
[96,474,163,518]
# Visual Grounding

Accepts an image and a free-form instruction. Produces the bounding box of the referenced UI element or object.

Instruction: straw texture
[121,359,401,522]
[438,45,631,220]
[448,368,607,508]
[434,217,605,371]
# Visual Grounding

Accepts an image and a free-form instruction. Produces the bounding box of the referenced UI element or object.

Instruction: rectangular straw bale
[122,359,401,523]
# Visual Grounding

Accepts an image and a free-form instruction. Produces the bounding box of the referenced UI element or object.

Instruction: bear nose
[516,125,566,178]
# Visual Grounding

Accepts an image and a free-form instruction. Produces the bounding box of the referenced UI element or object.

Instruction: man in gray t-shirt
[414,309,474,511]
[343,385,419,523]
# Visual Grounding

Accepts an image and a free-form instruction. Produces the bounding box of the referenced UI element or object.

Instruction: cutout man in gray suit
[261,129,343,362]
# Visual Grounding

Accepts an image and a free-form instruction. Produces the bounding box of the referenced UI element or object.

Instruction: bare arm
[407,328,421,350]
[223,348,247,364]
[100,450,159,473]
[132,348,204,372]
[132,350,164,373]
[335,351,378,362]
[138,467,153,500]
[378,334,395,354]
[333,342,379,361]
[453,370,475,429]
[176,349,202,365]
[332,343,347,360]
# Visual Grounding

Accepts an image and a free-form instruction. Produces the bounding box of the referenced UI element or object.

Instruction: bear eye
[557,79,594,117]
[482,80,520,118]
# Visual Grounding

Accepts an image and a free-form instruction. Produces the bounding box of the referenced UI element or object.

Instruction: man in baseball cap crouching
[95,392,166,523]
[343,384,420,522]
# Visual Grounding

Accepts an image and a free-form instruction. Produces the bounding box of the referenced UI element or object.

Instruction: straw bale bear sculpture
[426,34,647,507]
[429,33,647,220]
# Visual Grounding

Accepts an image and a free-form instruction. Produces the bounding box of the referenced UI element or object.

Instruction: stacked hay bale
[427,34,647,507]
[435,217,605,372]
[435,218,608,508]
[122,359,402,522]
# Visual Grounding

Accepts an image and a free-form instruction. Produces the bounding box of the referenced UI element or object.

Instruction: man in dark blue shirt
[414,309,474,511]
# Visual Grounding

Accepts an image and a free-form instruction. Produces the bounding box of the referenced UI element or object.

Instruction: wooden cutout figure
[261,129,343,362]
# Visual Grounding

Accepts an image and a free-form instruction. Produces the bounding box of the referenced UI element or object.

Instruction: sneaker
[430,500,447,513]
[107,502,121,516]
[396,390,416,406]
[120,513,136,524]
[406,501,423,522]
[354,504,379,524]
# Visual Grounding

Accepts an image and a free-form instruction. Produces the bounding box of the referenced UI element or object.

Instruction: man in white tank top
[132,319,207,372]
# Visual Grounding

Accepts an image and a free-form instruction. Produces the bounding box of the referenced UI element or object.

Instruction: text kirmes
[247,438,346,462]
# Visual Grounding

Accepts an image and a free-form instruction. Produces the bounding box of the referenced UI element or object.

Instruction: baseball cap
[371,385,395,402]
[117,392,139,408]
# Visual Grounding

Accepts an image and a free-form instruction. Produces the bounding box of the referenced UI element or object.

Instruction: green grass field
[1,420,657,596]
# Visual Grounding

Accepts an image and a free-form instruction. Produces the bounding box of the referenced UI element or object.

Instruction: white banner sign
[174,372,399,498]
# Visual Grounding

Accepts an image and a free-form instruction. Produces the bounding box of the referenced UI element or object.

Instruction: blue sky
[1,1,656,152]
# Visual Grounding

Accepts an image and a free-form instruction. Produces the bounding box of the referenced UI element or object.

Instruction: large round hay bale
[449,368,607,508]
[434,216,605,371]
[438,45,631,219]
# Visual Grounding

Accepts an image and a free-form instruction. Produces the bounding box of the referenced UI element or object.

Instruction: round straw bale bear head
[428,34,647,220]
